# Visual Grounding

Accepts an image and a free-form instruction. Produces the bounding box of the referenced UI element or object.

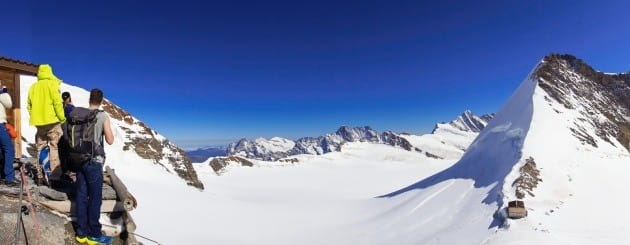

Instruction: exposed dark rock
[381,131,414,151]
[209,156,254,175]
[103,99,204,190]
[0,195,77,245]
[534,54,630,152]
[278,158,299,163]
[513,157,542,199]
[570,128,597,147]
[425,152,443,159]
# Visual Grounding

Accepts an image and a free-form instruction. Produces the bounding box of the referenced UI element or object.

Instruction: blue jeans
[75,161,103,237]
[0,123,15,181]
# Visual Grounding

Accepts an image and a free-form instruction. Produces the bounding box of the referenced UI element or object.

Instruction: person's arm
[0,93,12,109]
[103,116,114,145]
[0,82,12,109]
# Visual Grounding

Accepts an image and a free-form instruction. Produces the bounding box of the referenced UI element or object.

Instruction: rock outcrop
[535,54,630,152]
[208,156,254,175]
[101,100,204,189]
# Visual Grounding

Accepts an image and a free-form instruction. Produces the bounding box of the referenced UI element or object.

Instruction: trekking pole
[20,164,43,242]
[100,223,162,245]
[13,160,24,245]
[128,231,162,245]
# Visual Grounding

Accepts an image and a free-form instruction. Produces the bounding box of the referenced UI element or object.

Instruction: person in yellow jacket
[27,64,66,184]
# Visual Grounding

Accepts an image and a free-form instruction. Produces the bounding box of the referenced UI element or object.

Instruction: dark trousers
[0,123,15,181]
[75,161,103,237]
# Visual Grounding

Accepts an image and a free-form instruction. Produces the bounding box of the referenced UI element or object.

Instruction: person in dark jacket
[62,91,75,119]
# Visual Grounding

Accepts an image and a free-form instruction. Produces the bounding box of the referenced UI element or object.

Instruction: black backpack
[61,107,105,169]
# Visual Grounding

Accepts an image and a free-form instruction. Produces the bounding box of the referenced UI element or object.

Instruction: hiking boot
[87,235,113,245]
[75,235,88,244]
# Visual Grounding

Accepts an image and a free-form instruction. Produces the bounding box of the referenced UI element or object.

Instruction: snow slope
[401,110,493,160]
[191,143,459,244]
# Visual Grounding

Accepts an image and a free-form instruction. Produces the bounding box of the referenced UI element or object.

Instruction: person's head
[89,88,104,107]
[62,92,71,104]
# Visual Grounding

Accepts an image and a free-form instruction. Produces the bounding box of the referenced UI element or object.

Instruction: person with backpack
[69,88,115,245]
[27,64,66,185]
[0,80,17,186]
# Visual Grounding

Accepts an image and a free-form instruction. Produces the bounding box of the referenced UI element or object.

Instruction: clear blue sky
[2,1,629,148]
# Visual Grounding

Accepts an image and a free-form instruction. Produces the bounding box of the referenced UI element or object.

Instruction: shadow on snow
[377,77,538,228]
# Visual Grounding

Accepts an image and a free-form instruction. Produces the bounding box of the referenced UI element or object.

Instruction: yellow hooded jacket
[27,64,66,126]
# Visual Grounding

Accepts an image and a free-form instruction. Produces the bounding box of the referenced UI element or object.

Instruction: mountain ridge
[219,110,493,163]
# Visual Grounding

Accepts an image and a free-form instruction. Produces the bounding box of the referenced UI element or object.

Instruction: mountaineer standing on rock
[0,80,16,186]
[71,88,115,244]
[27,64,66,185]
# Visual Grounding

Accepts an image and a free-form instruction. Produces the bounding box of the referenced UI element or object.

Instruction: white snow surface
[402,123,479,160]
[18,57,630,245]
[253,136,295,153]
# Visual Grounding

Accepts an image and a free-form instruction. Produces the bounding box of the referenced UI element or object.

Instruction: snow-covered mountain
[225,126,406,161]
[19,75,204,190]
[205,112,492,175]
[369,54,630,244]
[396,110,496,160]
[226,137,296,161]
[433,109,495,133]
[225,113,493,163]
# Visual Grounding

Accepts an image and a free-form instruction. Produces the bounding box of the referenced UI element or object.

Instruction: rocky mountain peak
[534,53,630,152]
[432,110,495,134]
[101,100,205,189]
[335,126,380,142]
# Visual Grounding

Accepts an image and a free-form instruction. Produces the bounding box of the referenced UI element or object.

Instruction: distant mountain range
[185,110,495,165]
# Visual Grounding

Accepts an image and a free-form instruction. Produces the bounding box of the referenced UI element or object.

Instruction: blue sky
[2,1,629,148]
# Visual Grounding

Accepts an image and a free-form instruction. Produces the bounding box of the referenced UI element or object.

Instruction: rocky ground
[0,161,128,245]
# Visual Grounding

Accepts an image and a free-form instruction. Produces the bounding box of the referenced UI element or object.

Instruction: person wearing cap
[0,79,17,186]
[62,91,75,119]
[27,64,66,185]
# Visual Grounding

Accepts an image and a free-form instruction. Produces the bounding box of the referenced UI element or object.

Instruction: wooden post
[37,200,127,213]
[13,72,22,157]
[105,166,138,210]
[13,109,21,157]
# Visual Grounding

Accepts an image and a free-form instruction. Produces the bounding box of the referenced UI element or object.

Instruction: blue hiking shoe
[87,235,113,245]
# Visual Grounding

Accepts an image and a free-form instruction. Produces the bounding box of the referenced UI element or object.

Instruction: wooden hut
[507,200,527,219]
[0,56,39,157]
